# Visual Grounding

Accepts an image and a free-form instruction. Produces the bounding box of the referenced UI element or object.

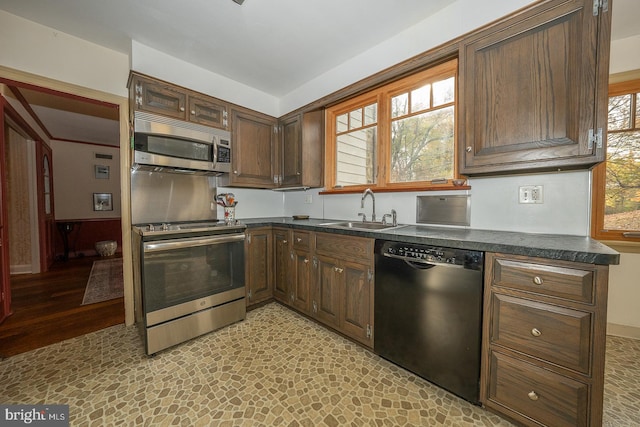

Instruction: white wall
[279,0,536,114]
[608,252,640,336]
[51,141,121,220]
[0,10,129,98]
[610,34,640,74]
[131,41,279,116]
[282,171,590,235]
[127,1,536,117]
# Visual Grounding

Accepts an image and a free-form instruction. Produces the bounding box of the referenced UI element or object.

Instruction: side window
[592,78,640,241]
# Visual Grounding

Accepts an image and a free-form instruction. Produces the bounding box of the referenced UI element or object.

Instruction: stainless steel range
[132,220,246,355]
[130,166,246,355]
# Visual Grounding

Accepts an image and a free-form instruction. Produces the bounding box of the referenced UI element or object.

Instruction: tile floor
[1,303,638,426]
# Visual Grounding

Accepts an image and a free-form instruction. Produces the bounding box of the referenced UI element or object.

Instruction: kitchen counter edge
[241,217,620,265]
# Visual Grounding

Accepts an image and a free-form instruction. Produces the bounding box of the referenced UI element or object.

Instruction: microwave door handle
[212,137,218,165]
[143,234,245,253]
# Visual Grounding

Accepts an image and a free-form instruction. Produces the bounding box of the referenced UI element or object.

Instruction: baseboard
[607,322,640,340]
[9,264,32,275]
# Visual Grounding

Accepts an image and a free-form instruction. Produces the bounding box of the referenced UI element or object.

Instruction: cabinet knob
[296,238,302,242]
[296,172,301,175]
[533,276,544,285]
[233,170,238,174]
[304,258,309,264]
[191,110,196,115]
[528,391,539,401]
[334,267,344,273]
[282,240,288,244]
[531,328,542,337]
[180,107,185,112]
[466,146,472,153]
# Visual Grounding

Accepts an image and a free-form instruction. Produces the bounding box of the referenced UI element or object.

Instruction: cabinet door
[280,114,302,187]
[301,110,324,188]
[273,228,291,303]
[230,109,277,188]
[459,0,610,175]
[292,249,312,314]
[132,76,187,120]
[245,228,273,306]
[188,95,228,129]
[341,260,373,346]
[314,254,341,328]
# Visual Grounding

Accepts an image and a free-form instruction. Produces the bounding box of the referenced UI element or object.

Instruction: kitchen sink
[320,221,404,231]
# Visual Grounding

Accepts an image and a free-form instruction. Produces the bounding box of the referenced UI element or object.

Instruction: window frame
[324,59,460,193]
[591,77,640,243]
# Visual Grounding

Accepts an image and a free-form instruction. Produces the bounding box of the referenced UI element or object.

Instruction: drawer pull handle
[531,328,542,337]
[533,276,544,285]
[528,391,539,401]
[296,238,302,242]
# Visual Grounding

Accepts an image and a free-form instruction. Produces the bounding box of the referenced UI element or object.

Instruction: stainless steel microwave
[133,111,231,175]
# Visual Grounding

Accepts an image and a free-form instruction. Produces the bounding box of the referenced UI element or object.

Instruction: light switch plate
[304,195,313,204]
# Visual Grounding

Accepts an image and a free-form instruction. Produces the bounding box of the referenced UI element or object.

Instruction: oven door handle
[143,233,245,253]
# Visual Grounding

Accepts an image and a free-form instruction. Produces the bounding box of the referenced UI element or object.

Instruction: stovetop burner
[133,220,246,237]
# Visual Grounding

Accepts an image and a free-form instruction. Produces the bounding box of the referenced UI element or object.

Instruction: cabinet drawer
[493,257,594,304]
[292,231,311,250]
[491,294,591,374]
[487,351,588,427]
[315,233,373,261]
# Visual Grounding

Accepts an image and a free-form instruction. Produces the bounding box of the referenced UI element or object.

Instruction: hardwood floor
[0,255,125,359]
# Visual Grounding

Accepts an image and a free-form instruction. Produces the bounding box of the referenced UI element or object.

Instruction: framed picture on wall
[93,193,113,211]
[95,165,110,179]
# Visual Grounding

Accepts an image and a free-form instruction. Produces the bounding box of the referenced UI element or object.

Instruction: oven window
[142,239,244,312]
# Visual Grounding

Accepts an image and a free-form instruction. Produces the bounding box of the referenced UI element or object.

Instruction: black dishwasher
[374,240,484,404]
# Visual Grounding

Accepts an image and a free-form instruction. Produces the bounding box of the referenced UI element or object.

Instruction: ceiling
[1,0,638,148]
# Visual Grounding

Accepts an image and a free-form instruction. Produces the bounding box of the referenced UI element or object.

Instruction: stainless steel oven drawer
[145,297,245,355]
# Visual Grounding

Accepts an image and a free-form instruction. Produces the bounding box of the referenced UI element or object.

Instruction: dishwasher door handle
[381,252,464,269]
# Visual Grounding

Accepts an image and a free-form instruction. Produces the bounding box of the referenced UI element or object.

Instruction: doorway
[0,76,128,356]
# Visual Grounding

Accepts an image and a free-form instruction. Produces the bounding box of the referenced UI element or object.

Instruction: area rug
[81,258,124,305]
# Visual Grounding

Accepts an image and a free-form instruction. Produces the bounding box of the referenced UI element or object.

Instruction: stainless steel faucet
[361,188,376,222]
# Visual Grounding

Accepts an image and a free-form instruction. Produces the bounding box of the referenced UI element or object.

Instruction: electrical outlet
[519,185,543,204]
[304,195,313,204]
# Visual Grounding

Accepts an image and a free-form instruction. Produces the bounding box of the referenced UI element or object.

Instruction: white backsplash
[221,170,591,236]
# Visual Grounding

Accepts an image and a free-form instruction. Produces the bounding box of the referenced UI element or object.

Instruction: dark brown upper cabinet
[230,108,278,188]
[277,110,324,189]
[131,74,187,121]
[188,94,228,129]
[130,73,229,130]
[458,0,611,175]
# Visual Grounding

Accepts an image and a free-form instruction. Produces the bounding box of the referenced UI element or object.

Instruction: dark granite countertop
[240,217,620,265]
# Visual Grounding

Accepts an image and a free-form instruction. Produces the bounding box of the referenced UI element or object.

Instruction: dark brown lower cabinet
[481,252,609,427]
[272,228,291,304]
[312,233,374,347]
[245,227,273,307]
